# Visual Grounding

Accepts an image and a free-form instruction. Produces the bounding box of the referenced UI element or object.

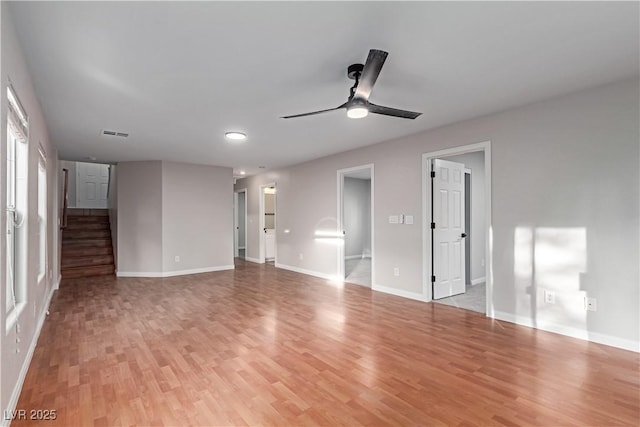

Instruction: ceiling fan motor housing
[347,63,364,80]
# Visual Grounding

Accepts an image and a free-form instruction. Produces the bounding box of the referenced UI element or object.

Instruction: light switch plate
[389,215,399,224]
[405,215,414,225]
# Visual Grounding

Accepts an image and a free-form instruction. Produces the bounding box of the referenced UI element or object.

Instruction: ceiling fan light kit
[282,49,421,121]
[347,100,369,119]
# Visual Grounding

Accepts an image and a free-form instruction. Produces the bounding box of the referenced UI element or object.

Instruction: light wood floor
[14,260,639,426]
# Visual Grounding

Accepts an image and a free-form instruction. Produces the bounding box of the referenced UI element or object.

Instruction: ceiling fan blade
[368,103,422,120]
[354,49,388,101]
[281,103,346,119]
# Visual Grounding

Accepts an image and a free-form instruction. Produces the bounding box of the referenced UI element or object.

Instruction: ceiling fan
[281,49,421,120]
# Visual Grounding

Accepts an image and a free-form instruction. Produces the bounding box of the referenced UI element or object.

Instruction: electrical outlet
[393,267,400,277]
[544,290,555,304]
[299,253,304,260]
[585,297,597,311]
[481,259,485,267]
[174,255,180,263]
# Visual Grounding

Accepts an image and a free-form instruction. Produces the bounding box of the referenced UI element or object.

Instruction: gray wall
[344,177,371,258]
[443,151,485,284]
[117,160,233,276]
[162,161,234,273]
[1,4,60,419]
[117,161,163,274]
[236,77,639,350]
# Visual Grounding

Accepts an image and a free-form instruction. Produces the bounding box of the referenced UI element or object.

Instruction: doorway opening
[234,189,247,260]
[422,142,492,316]
[59,160,111,210]
[338,164,374,287]
[259,183,276,263]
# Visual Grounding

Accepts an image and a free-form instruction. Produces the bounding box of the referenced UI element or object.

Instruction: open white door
[76,162,109,208]
[432,158,466,299]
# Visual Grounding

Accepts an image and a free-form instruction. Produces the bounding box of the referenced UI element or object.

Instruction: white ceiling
[9,2,639,177]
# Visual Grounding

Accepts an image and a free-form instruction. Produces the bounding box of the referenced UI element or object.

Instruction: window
[6,85,29,317]
[38,148,47,283]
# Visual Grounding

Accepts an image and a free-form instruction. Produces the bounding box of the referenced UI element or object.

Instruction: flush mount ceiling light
[225,131,247,141]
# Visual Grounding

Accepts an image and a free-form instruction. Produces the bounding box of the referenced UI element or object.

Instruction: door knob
[461,233,467,238]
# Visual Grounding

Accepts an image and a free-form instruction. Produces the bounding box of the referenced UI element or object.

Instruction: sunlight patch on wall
[513,226,588,330]
[514,227,534,317]
[535,227,587,328]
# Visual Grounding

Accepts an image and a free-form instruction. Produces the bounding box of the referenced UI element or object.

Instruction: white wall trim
[3,286,56,427]
[494,311,640,353]
[372,284,429,302]
[422,141,492,315]
[116,265,234,278]
[245,256,263,264]
[470,277,486,286]
[54,273,62,290]
[275,262,334,281]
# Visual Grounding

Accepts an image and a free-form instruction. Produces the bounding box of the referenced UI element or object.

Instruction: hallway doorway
[338,164,374,287]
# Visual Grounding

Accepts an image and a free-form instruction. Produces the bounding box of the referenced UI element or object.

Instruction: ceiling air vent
[101,129,129,139]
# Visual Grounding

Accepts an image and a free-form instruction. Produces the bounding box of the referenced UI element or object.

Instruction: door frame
[422,141,493,316]
[234,188,247,258]
[259,182,276,263]
[337,164,375,287]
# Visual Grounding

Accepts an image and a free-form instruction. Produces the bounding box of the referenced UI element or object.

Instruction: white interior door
[76,162,109,208]
[432,158,466,299]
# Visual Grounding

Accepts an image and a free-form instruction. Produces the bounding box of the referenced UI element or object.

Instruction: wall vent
[101,129,129,139]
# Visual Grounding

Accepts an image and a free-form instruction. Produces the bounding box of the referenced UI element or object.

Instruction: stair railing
[61,168,69,229]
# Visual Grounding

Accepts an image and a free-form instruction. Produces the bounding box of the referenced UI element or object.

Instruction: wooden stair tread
[65,216,110,223]
[62,239,112,247]
[61,264,115,279]
[61,254,114,268]
[63,230,111,239]
[62,213,115,279]
[64,222,110,230]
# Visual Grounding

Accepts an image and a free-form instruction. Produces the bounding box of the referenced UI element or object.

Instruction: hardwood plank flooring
[13,260,639,426]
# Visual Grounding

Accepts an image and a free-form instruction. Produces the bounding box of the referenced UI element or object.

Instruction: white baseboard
[493,311,639,353]
[372,284,428,302]
[275,263,334,281]
[54,273,62,290]
[3,286,56,427]
[117,265,235,278]
[245,256,263,264]
[471,277,486,286]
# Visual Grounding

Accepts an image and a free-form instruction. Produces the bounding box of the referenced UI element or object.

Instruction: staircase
[61,210,115,279]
